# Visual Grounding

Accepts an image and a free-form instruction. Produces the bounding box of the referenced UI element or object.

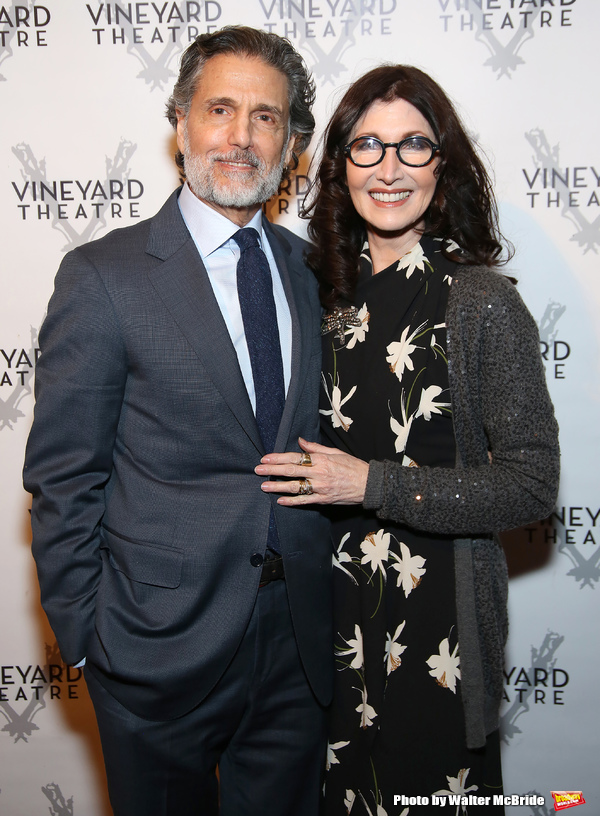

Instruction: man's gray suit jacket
[24,189,332,720]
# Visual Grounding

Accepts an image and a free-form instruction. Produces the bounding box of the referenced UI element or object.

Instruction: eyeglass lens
[349,136,435,167]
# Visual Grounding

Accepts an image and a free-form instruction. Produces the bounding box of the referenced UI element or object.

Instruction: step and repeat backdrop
[0,1,598,814]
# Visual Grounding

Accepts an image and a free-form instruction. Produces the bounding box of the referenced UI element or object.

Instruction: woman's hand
[255,437,369,506]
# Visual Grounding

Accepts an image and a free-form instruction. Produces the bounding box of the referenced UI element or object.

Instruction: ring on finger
[298,452,312,466]
[298,477,314,496]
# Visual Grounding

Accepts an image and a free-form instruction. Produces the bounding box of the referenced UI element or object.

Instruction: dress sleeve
[363,271,560,535]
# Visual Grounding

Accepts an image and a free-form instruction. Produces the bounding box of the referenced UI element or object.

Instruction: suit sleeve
[363,274,560,535]
[23,249,127,664]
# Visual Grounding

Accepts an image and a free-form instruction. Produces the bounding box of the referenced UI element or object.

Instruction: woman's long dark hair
[304,65,511,309]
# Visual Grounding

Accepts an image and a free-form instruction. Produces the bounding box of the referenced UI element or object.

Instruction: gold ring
[298,478,314,496]
[298,452,312,466]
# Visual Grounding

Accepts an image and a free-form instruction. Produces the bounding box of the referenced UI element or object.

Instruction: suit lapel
[144,191,313,455]
[145,191,263,451]
[264,221,312,451]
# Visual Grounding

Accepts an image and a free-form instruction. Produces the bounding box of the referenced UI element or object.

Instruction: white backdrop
[1,2,598,814]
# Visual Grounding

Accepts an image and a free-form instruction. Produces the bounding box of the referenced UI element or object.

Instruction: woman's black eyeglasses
[344,136,440,168]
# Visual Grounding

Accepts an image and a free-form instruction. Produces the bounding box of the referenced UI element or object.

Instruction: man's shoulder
[267,220,311,257]
[73,189,183,264]
[77,217,151,260]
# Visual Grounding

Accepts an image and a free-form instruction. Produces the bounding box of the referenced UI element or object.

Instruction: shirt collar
[178,182,264,257]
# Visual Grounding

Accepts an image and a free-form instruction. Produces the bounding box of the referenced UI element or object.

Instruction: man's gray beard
[183,135,288,209]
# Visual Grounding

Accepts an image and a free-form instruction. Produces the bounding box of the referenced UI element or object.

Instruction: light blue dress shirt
[178,182,292,412]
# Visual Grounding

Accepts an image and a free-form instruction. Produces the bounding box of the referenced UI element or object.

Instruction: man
[24,27,331,816]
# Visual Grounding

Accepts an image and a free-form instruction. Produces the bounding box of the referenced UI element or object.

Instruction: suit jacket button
[250,553,264,568]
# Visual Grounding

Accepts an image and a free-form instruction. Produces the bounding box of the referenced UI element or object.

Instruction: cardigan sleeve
[363,269,560,536]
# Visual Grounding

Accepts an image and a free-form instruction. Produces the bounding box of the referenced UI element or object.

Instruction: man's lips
[217,160,256,169]
[213,152,261,171]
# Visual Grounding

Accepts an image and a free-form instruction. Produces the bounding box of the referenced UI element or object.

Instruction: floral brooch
[321,306,363,345]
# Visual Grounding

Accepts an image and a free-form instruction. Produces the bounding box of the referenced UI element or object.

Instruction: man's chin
[207,191,264,210]
[187,184,247,208]
[186,165,282,210]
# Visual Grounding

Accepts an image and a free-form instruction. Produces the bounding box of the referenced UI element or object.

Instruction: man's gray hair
[166,26,316,175]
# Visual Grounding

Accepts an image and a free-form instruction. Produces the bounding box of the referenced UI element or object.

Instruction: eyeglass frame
[343,135,440,168]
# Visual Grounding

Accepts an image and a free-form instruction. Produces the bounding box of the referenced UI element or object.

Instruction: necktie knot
[233,227,261,253]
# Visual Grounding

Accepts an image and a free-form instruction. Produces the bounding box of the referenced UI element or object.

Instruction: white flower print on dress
[360,530,390,577]
[415,384,451,421]
[430,324,448,362]
[386,321,427,382]
[336,624,364,670]
[389,391,415,455]
[345,302,370,349]
[434,768,478,816]
[333,532,359,585]
[326,740,350,771]
[384,621,407,674]
[426,634,460,693]
[320,373,357,432]
[389,541,426,597]
[344,789,356,812]
[358,791,390,816]
[397,242,428,279]
[390,413,413,454]
[354,685,377,728]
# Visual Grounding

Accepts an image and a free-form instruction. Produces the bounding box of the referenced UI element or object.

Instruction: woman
[255,66,559,814]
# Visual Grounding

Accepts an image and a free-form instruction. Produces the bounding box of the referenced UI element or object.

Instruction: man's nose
[227,115,253,149]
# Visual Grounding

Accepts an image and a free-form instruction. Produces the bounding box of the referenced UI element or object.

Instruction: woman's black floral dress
[320,237,503,816]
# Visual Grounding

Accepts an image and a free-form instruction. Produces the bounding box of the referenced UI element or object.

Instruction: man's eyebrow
[204,96,235,109]
[204,96,284,118]
[256,104,284,118]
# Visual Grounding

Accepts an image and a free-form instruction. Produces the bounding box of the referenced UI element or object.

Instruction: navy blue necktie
[234,227,285,552]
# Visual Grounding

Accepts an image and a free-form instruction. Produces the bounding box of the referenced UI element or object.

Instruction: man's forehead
[192,53,290,111]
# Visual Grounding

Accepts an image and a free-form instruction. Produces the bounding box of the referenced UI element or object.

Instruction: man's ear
[175,109,187,155]
[284,133,299,173]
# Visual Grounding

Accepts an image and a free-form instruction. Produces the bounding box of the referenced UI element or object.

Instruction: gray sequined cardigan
[363,263,560,749]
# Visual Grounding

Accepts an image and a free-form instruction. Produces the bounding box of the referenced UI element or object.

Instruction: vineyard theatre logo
[11,139,142,250]
[85,2,223,90]
[523,128,600,254]
[538,300,570,380]
[0,644,84,743]
[501,631,567,744]
[0,3,51,81]
[258,0,397,84]
[0,327,38,432]
[42,783,74,816]
[555,506,600,588]
[266,173,312,219]
[521,507,600,589]
[435,1,578,79]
